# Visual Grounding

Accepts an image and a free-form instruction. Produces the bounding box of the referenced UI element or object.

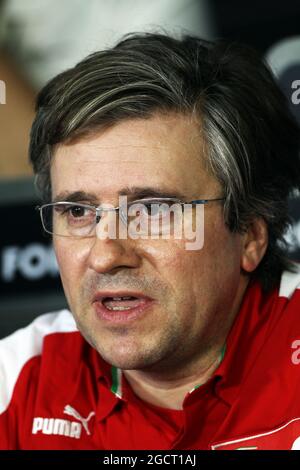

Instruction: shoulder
[262,263,300,324]
[278,263,300,299]
[0,310,77,414]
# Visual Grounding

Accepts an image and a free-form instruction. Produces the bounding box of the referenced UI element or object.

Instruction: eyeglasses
[37,197,225,238]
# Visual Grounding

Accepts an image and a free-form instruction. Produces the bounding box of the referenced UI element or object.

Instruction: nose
[87,221,141,274]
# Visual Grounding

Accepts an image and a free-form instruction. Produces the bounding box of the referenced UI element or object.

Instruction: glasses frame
[36,196,226,237]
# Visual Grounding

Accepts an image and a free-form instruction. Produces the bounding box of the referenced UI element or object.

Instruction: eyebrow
[119,186,187,201]
[52,186,187,203]
[52,191,98,204]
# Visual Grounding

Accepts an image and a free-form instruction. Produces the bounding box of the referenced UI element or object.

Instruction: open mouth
[93,292,154,323]
[101,296,144,311]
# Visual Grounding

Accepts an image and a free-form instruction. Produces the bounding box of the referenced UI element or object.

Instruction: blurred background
[0,0,300,338]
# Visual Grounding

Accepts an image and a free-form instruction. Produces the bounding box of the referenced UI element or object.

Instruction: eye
[68,205,86,218]
[148,203,168,217]
[55,204,85,217]
[141,203,155,216]
[137,201,173,219]
[126,199,181,223]
[55,203,94,223]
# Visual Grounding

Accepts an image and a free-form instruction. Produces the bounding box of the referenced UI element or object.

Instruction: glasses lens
[126,199,183,237]
[41,205,53,234]
[41,203,96,237]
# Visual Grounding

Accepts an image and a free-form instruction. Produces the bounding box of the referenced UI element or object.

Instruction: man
[1,32,300,450]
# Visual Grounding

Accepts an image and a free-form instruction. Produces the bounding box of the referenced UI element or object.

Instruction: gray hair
[29,32,300,292]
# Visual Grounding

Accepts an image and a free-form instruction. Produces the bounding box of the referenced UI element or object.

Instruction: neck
[124,346,225,410]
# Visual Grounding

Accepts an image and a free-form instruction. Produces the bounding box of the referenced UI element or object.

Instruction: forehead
[51,113,219,200]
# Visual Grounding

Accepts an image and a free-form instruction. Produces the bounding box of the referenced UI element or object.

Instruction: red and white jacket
[1,266,300,450]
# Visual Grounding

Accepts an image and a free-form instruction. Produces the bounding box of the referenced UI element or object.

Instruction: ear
[240,218,268,273]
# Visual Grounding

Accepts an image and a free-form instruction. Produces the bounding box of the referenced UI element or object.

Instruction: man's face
[51,113,246,372]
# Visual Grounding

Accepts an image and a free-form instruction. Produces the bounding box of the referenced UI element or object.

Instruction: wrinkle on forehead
[57,112,203,152]
[51,113,219,200]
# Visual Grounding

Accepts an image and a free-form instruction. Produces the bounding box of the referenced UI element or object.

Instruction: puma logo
[63,405,95,435]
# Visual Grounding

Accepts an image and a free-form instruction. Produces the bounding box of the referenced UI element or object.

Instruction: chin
[96,346,161,370]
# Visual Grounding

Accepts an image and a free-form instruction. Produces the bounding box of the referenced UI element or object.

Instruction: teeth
[106,306,132,311]
[101,295,138,311]
[112,296,133,300]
